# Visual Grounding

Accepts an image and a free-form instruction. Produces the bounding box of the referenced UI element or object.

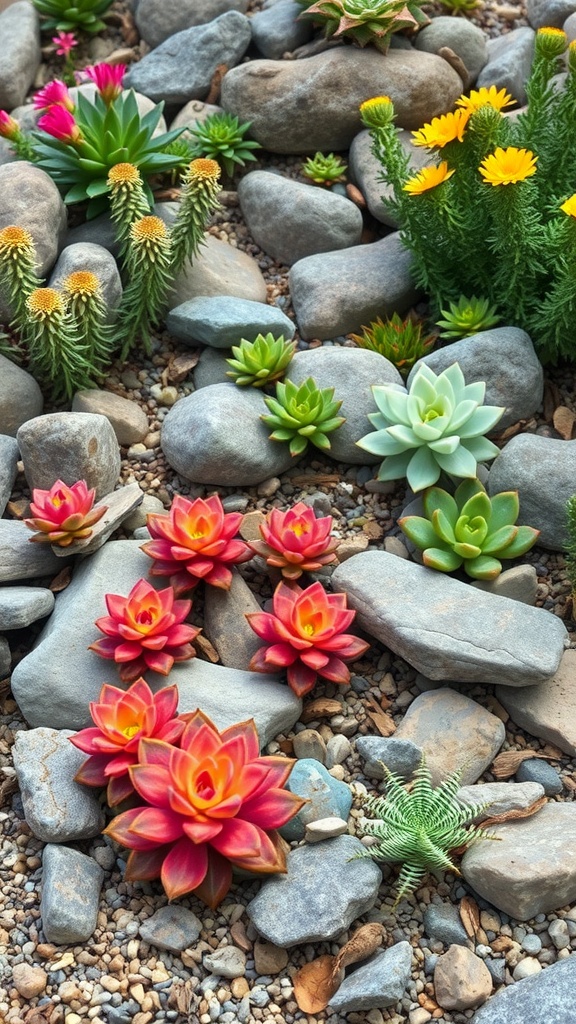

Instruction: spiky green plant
[302,152,347,186]
[0,226,43,329]
[296,0,429,53]
[564,495,576,601]
[262,377,345,457]
[24,288,95,401]
[32,0,114,32]
[62,270,113,373]
[170,159,222,274]
[436,296,500,339]
[349,313,436,376]
[437,0,479,11]
[354,757,493,903]
[188,113,261,178]
[226,333,297,387]
[113,215,174,360]
[107,163,152,258]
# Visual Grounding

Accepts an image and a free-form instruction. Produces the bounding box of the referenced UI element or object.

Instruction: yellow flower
[412,110,470,149]
[456,86,515,113]
[0,225,34,255]
[560,194,576,218]
[403,161,455,195]
[479,147,537,186]
[26,288,66,319]
[536,25,568,57]
[360,95,395,128]
[63,271,101,299]
[188,158,221,182]
[108,163,142,188]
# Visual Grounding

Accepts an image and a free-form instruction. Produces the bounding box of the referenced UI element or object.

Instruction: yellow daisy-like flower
[63,271,101,299]
[360,95,395,128]
[26,288,66,319]
[536,25,568,57]
[479,147,538,186]
[560,194,576,218]
[188,158,221,182]
[403,161,455,195]
[456,86,515,113]
[412,109,470,149]
[108,163,142,188]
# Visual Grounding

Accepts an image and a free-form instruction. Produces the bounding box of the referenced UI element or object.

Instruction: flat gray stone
[290,233,418,341]
[456,781,545,822]
[17,412,121,500]
[238,171,363,266]
[13,728,104,843]
[332,551,568,687]
[0,2,40,110]
[51,484,143,558]
[424,904,472,948]
[203,567,263,670]
[393,688,505,786]
[496,649,576,756]
[203,947,246,978]
[72,391,149,446]
[0,163,66,279]
[415,17,488,88]
[527,0,576,27]
[281,758,353,841]
[139,905,202,952]
[0,434,18,515]
[471,565,538,606]
[11,541,301,743]
[328,941,412,1012]
[461,803,576,920]
[247,835,382,947]
[124,12,252,105]
[476,27,535,106]
[0,520,64,584]
[349,128,431,227]
[0,357,43,438]
[251,0,312,59]
[285,347,403,464]
[487,434,576,550]
[468,958,576,1024]
[40,844,104,944]
[49,243,122,321]
[166,294,295,348]
[0,586,54,630]
[135,0,249,48]
[161,383,299,486]
[355,736,423,780]
[408,328,543,431]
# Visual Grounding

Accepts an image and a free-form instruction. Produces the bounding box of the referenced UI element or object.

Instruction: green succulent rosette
[437,295,501,339]
[33,0,114,32]
[226,333,296,388]
[262,376,345,456]
[296,0,429,52]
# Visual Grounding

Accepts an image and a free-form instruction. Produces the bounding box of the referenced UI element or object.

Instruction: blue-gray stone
[0,520,64,584]
[139,905,202,952]
[475,27,535,106]
[0,586,55,630]
[355,736,423,780]
[424,904,472,949]
[516,758,563,795]
[250,0,311,59]
[328,941,412,1012]
[166,295,295,348]
[0,435,18,516]
[0,355,43,438]
[469,957,576,1024]
[281,758,352,840]
[41,844,104,944]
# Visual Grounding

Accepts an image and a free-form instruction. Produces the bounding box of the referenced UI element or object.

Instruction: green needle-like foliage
[296,0,429,52]
[436,295,500,339]
[25,288,95,402]
[170,159,222,274]
[349,312,436,376]
[302,152,347,186]
[62,270,114,373]
[226,333,297,387]
[188,113,261,179]
[564,495,576,601]
[107,163,152,258]
[354,757,493,904]
[262,377,345,457]
[113,215,174,360]
[32,0,114,33]
[0,226,43,329]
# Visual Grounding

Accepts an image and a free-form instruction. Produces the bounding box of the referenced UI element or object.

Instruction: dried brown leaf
[168,980,196,1014]
[553,405,576,440]
[301,697,343,723]
[541,742,564,758]
[333,923,383,974]
[289,474,340,485]
[367,710,396,736]
[293,955,343,1013]
[490,749,558,779]
[49,566,72,593]
[168,351,200,384]
[206,63,228,105]
[543,379,563,421]
[194,634,219,663]
[459,896,481,938]
[479,794,548,828]
[492,419,526,444]
[563,775,576,792]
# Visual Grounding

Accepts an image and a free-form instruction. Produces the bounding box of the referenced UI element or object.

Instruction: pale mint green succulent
[399,479,540,579]
[356,362,504,492]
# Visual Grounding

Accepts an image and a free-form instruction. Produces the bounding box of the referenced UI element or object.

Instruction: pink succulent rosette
[248,501,339,580]
[84,63,126,104]
[105,711,305,906]
[142,494,252,594]
[89,578,199,682]
[25,478,106,546]
[70,679,185,805]
[247,580,370,697]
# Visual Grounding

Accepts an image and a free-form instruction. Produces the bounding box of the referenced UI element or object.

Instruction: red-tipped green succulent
[25,478,107,546]
[247,580,369,697]
[104,711,305,906]
[70,679,186,806]
[89,578,199,682]
[248,501,340,580]
[142,494,252,594]
[296,0,429,53]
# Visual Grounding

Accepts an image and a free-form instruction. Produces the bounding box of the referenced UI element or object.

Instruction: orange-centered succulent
[246,580,370,697]
[25,478,106,546]
[70,679,186,805]
[104,711,305,906]
[89,578,199,682]
[248,501,340,580]
[142,494,252,593]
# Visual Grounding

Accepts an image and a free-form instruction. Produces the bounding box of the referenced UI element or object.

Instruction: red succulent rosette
[246,580,369,697]
[25,478,106,546]
[70,679,185,805]
[105,711,305,907]
[89,578,199,682]
[141,494,252,594]
[248,501,340,580]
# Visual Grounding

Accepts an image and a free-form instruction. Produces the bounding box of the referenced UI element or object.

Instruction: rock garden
[2,0,576,1023]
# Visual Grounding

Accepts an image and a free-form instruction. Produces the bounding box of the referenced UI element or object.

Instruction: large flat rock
[0,520,64,583]
[469,958,576,1024]
[496,648,576,755]
[331,552,567,687]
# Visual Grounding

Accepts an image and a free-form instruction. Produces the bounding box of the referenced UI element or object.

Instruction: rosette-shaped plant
[302,152,347,186]
[32,0,114,33]
[105,711,305,906]
[357,363,504,492]
[188,113,261,178]
[436,296,500,339]
[399,479,540,579]
[89,578,199,682]
[70,679,186,805]
[296,0,429,53]
[262,377,345,457]
[248,502,340,580]
[349,313,436,376]
[226,333,296,388]
[25,479,106,546]
[247,580,369,697]
[142,494,252,594]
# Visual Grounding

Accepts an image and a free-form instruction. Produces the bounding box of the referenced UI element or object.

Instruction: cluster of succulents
[349,313,437,376]
[296,0,429,53]
[262,377,345,457]
[226,333,296,387]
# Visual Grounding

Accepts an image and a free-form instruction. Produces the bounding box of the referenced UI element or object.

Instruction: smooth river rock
[495,648,576,755]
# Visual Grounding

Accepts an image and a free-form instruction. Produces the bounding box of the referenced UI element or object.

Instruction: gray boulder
[161,383,298,485]
[290,232,418,341]
[220,48,464,152]
[49,243,122,320]
[135,0,249,48]
[415,17,488,88]
[496,649,576,755]
[166,294,295,348]
[408,327,543,431]
[170,235,268,308]
[471,564,538,606]
[139,905,202,952]
[193,347,232,389]
[251,0,312,59]
[203,568,263,670]
[284,346,403,464]
[527,0,576,26]
[124,12,252,105]
[17,412,121,499]
[0,520,64,584]
[476,28,535,106]
[332,551,568,688]
[0,2,40,111]
[487,433,576,550]
[355,736,423,780]
[72,391,149,446]
[0,357,43,437]
[329,942,412,1013]
[0,434,18,515]
[0,586,54,630]
[41,845,104,944]
[0,163,66,279]
[469,958,576,1024]
[238,171,363,266]
[456,781,545,822]
[423,904,472,948]
[349,129,431,227]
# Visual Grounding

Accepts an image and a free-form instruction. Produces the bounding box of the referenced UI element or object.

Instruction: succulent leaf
[262,377,344,456]
[226,333,296,388]
[349,313,436,375]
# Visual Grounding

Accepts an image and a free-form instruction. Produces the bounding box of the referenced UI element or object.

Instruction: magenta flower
[34,80,75,113]
[52,32,77,57]
[38,106,81,144]
[85,63,126,105]
[0,111,19,141]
